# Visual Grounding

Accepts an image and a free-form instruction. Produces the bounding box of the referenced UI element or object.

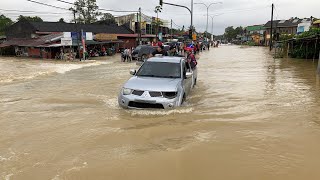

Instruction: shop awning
[0,43,11,48]
[85,40,123,45]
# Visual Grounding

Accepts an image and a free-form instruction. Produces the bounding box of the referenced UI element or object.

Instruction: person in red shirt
[157,41,163,47]
[186,49,198,70]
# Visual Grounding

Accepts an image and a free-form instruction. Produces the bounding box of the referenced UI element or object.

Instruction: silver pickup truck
[118,56,197,109]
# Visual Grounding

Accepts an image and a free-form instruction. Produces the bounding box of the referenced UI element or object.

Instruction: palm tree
[154,6,162,41]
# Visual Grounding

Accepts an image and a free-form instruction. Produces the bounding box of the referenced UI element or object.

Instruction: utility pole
[208,14,223,41]
[72,9,81,61]
[171,19,173,40]
[210,16,214,40]
[269,3,274,51]
[156,11,159,41]
[160,0,193,40]
[194,2,222,41]
[191,0,193,38]
[81,29,85,60]
[139,7,142,45]
[136,12,139,45]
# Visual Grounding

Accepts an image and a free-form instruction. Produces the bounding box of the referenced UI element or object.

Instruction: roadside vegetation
[279,27,320,59]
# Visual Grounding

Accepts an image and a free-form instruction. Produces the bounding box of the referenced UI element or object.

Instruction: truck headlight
[122,88,132,95]
[162,92,178,99]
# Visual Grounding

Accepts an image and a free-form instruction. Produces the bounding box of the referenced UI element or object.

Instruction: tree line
[224,26,244,42]
[0,15,45,36]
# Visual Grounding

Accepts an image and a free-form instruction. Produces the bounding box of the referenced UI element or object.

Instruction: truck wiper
[138,75,156,77]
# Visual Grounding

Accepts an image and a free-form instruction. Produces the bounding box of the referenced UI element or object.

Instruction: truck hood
[124,76,181,92]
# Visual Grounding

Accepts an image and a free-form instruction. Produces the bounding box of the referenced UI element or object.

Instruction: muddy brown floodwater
[1,45,320,180]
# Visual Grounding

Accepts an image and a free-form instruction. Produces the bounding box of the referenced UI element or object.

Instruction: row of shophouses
[238,17,320,46]
[0,13,171,59]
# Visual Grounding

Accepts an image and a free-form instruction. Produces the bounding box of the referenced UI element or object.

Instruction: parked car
[132,45,171,62]
[118,56,197,109]
[131,45,156,61]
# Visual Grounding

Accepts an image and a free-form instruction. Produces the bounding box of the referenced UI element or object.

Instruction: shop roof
[0,33,63,47]
[246,25,265,31]
[264,18,311,28]
[29,21,134,34]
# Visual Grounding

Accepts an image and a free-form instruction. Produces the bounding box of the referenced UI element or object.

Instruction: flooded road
[1,46,320,180]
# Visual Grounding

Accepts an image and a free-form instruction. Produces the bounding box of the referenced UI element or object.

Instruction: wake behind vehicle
[118,56,197,109]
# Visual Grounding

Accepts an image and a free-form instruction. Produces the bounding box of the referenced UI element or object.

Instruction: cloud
[1,0,319,35]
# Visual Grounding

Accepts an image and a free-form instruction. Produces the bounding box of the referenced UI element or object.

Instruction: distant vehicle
[164,42,180,47]
[118,56,197,109]
[131,45,171,61]
[131,45,156,61]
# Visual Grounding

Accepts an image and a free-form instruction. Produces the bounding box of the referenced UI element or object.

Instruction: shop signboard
[95,34,118,41]
[61,37,72,46]
[141,21,147,35]
[71,32,80,40]
[86,32,93,40]
[192,33,197,41]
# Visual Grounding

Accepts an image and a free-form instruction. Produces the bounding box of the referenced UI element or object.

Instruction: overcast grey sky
[1,0,319,34]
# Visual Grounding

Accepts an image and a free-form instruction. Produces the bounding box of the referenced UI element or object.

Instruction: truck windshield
[136,61,181,79]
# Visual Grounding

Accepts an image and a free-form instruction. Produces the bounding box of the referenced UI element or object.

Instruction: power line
[172,20,183,29]
[56,0,73,5]
[216,5,269,13]
[273,4,282,20]
[26,0,70,11]
[170,6,269,16]
[99,8,137,13]
[0,8,66,15]
[55,0,137,13]
[1,12,64,16]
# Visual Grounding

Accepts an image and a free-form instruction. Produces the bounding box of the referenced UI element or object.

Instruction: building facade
[241,25,265,45]
[115,13,170,42]
[264,18,312,46]
[0,20,135,58]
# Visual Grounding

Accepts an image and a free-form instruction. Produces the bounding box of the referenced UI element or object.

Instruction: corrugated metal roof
[264,18,311,28]
[0,33,63,47]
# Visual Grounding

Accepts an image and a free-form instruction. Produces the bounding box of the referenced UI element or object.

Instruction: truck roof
[147,56,184,64]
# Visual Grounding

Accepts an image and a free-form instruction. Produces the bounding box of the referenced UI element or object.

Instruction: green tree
[17,15,43,22]
[0,14,13,36]
[154,5,162,37]
[151,19,164,26]
[99,13,116,24]
[235,26,244,35]
[172,28,185,35]
[74,0,101,24]
[58,18,65,23]
[224,26,244,41]
[224,26,235,41]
